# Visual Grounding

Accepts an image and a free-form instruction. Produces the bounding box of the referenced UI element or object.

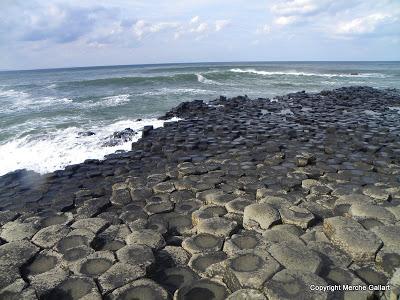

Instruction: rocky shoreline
[0,86,400,299]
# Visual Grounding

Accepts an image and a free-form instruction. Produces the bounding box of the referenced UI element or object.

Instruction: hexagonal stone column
[262,229,305,248]
[116,244,155,271]
[222,250,281,290]
[110,279,169,300]
[279,206,315,229]
[224,231,266,255]
[41,276,101,299]
[264,269,328,300]
[348,203,396,224]
[98,262,146,293]
[269,241,322,273]
[323,266,373,300]
[188,251,227,277]
[226,289,267,300]
[31,224,70,248]
[323,216,383,261]
[307,241,352,268]
[174,279,229,300]
[0,221,39,242]
[182,233,223,254]
[125,229,166,250]
[71,251,115,279]
[192,205,227,226]
[243,203,281,232]
[196,217,237,238]
[155,266,199,294]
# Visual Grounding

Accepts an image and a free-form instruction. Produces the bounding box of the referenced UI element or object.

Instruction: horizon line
[1,60,399,73]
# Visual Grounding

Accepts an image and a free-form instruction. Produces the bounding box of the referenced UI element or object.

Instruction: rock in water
[102,128,136,147]
[77,131,96,137]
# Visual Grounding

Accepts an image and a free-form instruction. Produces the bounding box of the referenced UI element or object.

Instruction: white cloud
[132,20,179,40]
[215,19,230,31]
[132,20,146,39]
[191,22,208,33]
[274,16,297,26]
[190,16,200,24]
[335,13,394,35]
[271,0,323,16]
[173,18,230,40]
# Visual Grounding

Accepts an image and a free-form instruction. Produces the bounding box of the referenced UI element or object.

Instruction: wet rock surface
[0,86,400,299]
[102,128,137,147]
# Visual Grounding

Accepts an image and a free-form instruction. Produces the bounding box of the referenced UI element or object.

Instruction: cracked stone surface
[323,216,383,261]
[243,203,281,232]
[269,241,323,273]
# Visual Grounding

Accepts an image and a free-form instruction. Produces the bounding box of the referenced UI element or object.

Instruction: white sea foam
[229,68,386,78]
[0,88,31,99]
[138,88,209,96]
[47,83,58,89]
[0,92,73,113]
[196,73,221,84]
[99,94,131,106]
[0,117,180,176]
[73,94,132,109]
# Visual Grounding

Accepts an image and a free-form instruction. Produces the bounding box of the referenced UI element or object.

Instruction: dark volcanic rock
[78,131,96,137]
[0,86,400,299]
[159,99,210,120]
[103,128,136,147]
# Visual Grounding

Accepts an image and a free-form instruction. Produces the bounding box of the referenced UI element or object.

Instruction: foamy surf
[138,88,210,96]
[85,94,131,108]
[0,117,179,176]
[229,68,387,78]
[196,73,221,85]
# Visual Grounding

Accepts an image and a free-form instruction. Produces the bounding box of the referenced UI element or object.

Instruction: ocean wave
[0,89,73,113]
[0,88,31,99]
[71,94,132,109]
[0,88,131,113]
[65,73,199,87]
[229,68,387,78]
[92,94,131,107]
[61,72,226,88]
[196,73,221,85]
[138,88,210,96]
[47,83,58,89]
[0,117,180,175]
[320,80,338,85]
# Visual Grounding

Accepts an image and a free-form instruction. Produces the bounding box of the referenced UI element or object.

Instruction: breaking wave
[0,117,180,175]
[229,68,387,78]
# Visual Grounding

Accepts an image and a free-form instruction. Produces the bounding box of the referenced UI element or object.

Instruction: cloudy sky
[1,0,399,70]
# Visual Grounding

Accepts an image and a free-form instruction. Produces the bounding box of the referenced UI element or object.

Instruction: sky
[0,0,399,70]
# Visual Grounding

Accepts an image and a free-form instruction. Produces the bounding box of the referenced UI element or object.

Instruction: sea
[1,61,399,176]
